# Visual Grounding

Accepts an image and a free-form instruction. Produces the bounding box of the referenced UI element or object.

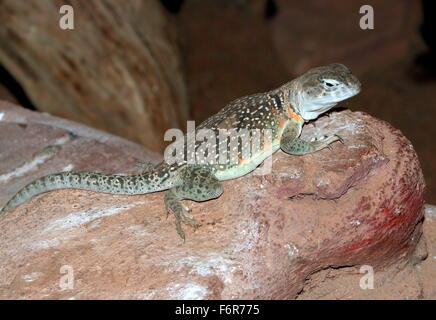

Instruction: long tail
[1,170,177,213]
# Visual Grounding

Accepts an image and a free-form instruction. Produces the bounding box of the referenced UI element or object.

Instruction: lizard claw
[181,210,197,228]
[334,134,344,144]
[182,203,192,213]
[164,191,197,241]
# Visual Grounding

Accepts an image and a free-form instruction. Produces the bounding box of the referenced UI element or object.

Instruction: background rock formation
[0,0,188,152]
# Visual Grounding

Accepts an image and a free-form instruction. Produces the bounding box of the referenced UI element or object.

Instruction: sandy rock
[298,205,435,300]
[0,103,426,299]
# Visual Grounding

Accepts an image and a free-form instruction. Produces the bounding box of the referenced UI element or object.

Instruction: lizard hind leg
[164,166,224,241]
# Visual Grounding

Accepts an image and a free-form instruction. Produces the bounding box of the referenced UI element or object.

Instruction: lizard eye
[321,79,340,88]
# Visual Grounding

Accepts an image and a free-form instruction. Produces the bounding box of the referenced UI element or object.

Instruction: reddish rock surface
[299,204,435,300]
[0,102,430,299]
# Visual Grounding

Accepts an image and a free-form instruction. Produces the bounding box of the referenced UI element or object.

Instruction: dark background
[0,0,435,203]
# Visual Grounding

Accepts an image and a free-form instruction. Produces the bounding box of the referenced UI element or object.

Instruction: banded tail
[1,170,177,213]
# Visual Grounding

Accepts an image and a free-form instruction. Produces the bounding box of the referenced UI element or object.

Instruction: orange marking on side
[238,156,247,165]
[279,119,285,128]
[287,106,303,123]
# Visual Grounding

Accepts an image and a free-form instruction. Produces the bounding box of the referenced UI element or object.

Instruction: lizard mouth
[324,86,360,103]
[299,86,360,120]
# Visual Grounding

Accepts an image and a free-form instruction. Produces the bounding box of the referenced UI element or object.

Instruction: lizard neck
[278,80,304,124]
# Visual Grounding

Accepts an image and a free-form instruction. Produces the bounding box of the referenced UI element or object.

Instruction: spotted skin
[164,166,223,241]
[1,63,361,240]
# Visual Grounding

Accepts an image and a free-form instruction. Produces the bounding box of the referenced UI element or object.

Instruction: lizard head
[289,63,361,121]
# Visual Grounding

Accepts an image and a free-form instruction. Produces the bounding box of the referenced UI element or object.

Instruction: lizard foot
[281,135,343,155]
[164,190,197,241]
[310,134,343,152]
[163,166,223,241]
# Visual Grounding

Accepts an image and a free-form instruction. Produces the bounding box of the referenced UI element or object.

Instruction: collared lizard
[0,63,361,240]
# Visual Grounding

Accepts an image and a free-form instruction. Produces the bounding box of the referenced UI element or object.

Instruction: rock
[0,103,427,299]
[0,101,161,208]
[177,0,420,123]
[0,83,17,105]
[0,0,188,152]
[299,204,435,300]
[177,0,290,122]
[272,0,421,76]
[418,205,436,299]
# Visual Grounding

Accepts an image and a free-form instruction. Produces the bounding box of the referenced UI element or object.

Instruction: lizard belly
[214,142,281,181]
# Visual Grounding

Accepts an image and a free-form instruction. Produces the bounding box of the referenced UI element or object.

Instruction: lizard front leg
[280,122,342,155]
[164,166,224,241]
